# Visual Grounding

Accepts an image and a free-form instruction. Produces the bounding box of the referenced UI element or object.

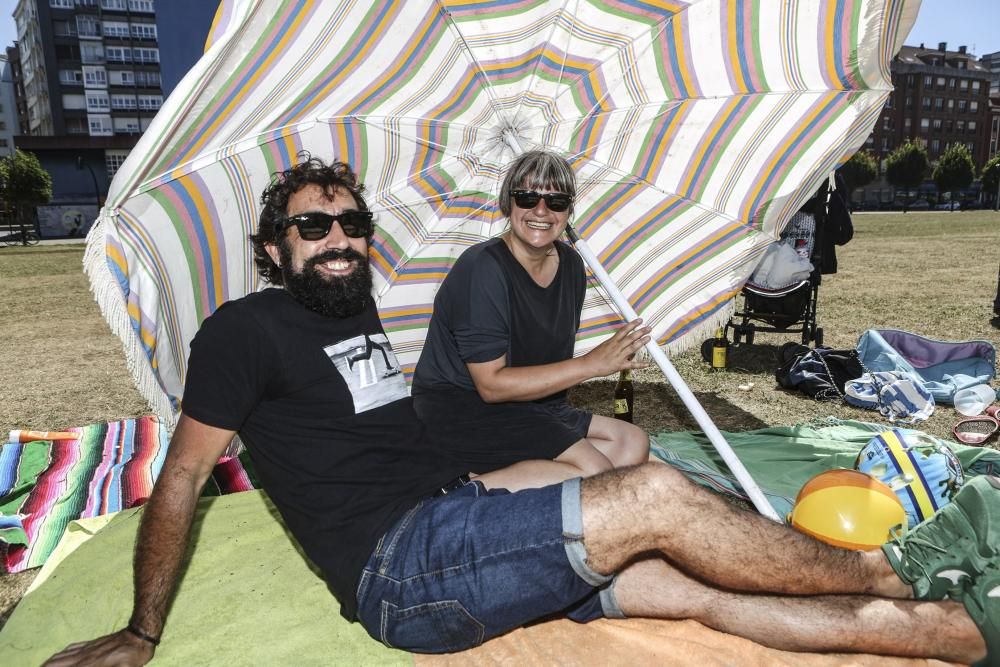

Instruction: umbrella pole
[566,226,784,523]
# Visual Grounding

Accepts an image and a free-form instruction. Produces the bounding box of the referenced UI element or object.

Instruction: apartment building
[10,0,163,235]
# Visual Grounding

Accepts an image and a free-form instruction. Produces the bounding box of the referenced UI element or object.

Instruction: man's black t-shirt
[182,288,464,620]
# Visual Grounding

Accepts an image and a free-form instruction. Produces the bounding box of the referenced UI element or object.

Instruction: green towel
[0,490,409,666]
[650,418,1000,517]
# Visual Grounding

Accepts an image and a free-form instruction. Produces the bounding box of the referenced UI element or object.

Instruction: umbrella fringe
[659,302,736,359]
[83,216,178,429]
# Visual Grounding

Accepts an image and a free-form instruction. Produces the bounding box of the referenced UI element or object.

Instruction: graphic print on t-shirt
[323,333,407,413]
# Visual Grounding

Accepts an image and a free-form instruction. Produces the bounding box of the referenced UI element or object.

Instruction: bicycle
[0,225,41,247]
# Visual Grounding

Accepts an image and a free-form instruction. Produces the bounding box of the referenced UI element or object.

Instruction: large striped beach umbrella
[86,0,917,514]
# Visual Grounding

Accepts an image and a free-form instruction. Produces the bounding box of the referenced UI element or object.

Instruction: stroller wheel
[813,327,824,347]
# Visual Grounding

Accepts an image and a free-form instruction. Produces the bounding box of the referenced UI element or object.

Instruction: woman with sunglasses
[412,150,651,491]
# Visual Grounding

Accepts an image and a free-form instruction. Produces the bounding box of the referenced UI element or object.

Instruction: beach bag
[776,343,864,401]
[855,329,995,405]
[843,371,935,424]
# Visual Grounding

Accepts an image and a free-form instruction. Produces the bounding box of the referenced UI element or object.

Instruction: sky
[0,0,997,61]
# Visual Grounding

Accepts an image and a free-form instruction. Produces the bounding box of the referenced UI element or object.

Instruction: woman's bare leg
[585,414,650,466]
[473,440,612,491]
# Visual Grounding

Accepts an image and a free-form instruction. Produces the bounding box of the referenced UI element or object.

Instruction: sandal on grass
[953,406,1000,446]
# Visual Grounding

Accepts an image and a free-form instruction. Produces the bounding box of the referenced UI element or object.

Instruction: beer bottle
[711,327,728,371]
[613,370,634,422]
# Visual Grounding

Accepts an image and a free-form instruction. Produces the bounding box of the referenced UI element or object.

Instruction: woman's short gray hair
[499,150,577,218]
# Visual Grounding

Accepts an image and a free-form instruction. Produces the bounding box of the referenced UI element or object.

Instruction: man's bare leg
[580,463,908,598]
[612,559,986,664]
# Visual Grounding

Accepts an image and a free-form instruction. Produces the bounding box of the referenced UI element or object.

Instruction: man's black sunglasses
[274,210,374,240]
[511,190,573,213]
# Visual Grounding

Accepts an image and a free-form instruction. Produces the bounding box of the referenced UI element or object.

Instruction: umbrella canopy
[86,0,917,422]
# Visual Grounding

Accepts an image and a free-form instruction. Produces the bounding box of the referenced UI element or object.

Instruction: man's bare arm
[44,415,236,667]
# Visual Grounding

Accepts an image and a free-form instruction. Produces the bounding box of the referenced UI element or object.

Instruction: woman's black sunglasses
[511,190,573,213]
[275,210,374,240]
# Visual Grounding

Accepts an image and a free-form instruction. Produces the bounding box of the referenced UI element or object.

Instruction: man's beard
[279,244,373,318]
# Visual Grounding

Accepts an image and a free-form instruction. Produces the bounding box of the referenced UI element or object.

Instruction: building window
[81,43,105,64]
[970,101,979,113]
[922,96,931,109]
[62,93,87,110]
[103,21,130,38]
[138,94,162,111]
[932,118,942,131]
[52,20,77,37]
[959,79,969,91]
[128,0,155,12]
[66,118,88,134]
[55,43,82,60]
[905,95,913,109]
[111,94,137,110]
[934,98,944,111]
[86,92,110,112]
[930,139,940,154]
[135,70,160,87]
[105,47,130,63]
[947,99,954,111]
[113,117,141,134]
[957,120,966,133]
[0,139,7,148]
[101,0,127,9]
[105,149,130,177]
[49,0,73,8]
[966,142,974,153]
[920,118,929,132]
[76,15,100,38]
[958,99,967,113]
[945,119,953,132]
[904,117,911,131]
[948,78,956,90]
[972,80,981,92]
[59,69,83,85]
[924,75,932,87]
[968,121,977,134]
[89,116,113,136]
[110,70,134,86]
[83,66,107,88]
[134,48,159,64]
[936,76,945,88]
[130,23,157,40]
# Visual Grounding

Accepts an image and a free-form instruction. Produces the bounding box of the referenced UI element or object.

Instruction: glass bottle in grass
[613,370,634,422]
[711,327,728,371]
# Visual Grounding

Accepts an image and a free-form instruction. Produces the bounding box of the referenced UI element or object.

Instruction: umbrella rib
[434,0,513,134]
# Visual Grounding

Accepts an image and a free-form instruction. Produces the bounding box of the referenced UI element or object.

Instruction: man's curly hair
[251,155,370,285]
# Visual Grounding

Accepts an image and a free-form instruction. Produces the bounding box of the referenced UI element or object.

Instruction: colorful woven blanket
[0,416,258,573]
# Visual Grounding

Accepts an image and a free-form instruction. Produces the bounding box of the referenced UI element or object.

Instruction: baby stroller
[725,174,853,348]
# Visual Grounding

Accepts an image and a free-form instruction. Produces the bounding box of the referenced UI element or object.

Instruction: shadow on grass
[569,377,770,434]
[724,342,787,375]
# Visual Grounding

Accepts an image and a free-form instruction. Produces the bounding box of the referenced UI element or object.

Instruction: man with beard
[46,157,994,666]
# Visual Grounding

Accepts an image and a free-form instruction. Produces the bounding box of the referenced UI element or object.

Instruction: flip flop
[953,406,1000,446]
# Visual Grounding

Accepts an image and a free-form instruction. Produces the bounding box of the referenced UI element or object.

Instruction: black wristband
[125,624,161,646]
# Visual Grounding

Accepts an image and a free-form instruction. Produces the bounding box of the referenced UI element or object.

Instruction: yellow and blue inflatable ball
[789,469,906,550]
[854,429,964,527]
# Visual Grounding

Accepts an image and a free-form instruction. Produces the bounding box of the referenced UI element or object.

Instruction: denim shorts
[354,477,622,653]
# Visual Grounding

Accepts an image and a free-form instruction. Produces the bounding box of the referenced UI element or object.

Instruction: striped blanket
[0,416,258,573]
